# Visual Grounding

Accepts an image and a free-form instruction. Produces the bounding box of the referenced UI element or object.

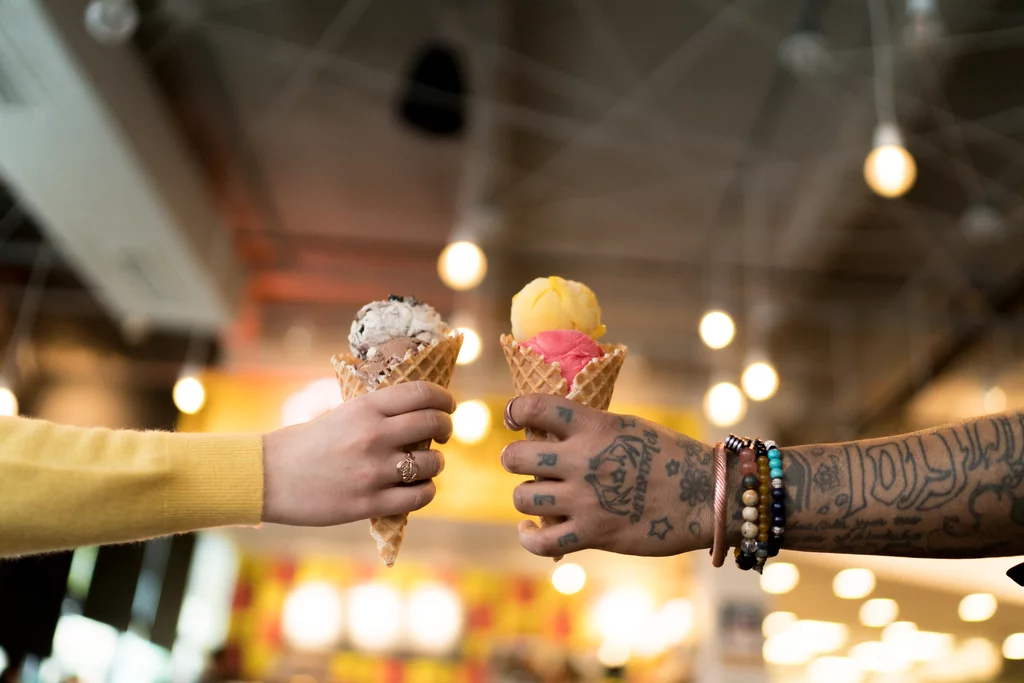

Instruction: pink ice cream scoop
[524,330,605,386]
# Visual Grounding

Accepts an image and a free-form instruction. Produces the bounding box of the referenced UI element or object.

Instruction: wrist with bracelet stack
[709,434,787,573]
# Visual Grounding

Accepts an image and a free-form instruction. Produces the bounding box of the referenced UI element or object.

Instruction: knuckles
[411,482,436,510]
[512,486,528,513]
[515,394,547,424]
[412,380,434,406]
[500,444,521,473]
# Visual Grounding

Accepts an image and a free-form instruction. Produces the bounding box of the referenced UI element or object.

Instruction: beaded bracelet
[724,435,759,571]
[755,439,771,572]
[765,439,786,557]
[738,442,760,571]
[726,434,787,573]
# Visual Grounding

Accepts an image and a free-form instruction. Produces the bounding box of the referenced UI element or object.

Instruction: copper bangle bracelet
[710,441,729,567]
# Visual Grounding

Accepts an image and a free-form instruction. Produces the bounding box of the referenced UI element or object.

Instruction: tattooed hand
[501,395,714,558]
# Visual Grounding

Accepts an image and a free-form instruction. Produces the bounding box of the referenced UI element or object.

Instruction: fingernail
[504,398,523,431]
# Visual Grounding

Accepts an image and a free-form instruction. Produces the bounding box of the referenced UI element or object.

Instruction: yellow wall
[178,372,702,525]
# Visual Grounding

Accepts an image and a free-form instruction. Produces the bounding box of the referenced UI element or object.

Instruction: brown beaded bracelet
[726,434,787,573]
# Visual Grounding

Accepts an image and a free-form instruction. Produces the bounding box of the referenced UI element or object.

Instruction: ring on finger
[397,453,418,484]
[504,398,523,431]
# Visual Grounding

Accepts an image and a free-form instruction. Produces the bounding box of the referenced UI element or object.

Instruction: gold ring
[397,453,418,484]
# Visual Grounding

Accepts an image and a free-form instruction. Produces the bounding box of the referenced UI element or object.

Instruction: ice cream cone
[499,333,627,550]
[499,334,626,438]
[332,331,463,567]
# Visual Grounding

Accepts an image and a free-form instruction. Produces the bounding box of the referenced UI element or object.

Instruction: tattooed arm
[502,394,1024,560]
[725,410,1024,558]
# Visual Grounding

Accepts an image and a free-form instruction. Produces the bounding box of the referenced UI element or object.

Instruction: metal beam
[852,265,1024,435]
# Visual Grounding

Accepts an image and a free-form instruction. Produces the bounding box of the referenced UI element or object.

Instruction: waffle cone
[331,331,463,567]
[499,334,627,551]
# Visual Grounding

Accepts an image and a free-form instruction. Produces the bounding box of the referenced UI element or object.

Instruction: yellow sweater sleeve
[0,416,264,557]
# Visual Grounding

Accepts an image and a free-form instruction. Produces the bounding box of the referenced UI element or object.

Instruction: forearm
[0,416,263,557]
[725,410,1024,558]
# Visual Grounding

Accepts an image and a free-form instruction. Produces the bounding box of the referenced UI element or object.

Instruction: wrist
[261,429,287,524]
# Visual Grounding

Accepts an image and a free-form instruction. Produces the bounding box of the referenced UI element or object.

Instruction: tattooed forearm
[677,435,713,509]
[534,494,556,506]
[728,411,1024,558]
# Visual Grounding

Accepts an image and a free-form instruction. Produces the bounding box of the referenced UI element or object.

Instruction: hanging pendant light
[864,122,917,198]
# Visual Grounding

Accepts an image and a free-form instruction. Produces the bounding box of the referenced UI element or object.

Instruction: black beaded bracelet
[765,439,786,558]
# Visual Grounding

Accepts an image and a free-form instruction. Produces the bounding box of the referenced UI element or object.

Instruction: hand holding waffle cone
[331,295,463,567]
[500,277,627,558]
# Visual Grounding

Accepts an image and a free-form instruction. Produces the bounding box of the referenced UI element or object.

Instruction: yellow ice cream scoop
[510,276,606,341]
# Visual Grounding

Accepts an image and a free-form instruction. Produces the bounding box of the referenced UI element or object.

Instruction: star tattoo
[648,517,674,540]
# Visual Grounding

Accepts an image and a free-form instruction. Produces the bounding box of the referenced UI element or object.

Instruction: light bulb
[983,385,1007,414]
[699,310,735,349]
[84,0,140,45]
[452,399,491,444]
[763,634,813,666]
[786,620,849,655]
[961,203,1005,243]
[904,0,945,49]
[347,583,401,652]
[958,593,997,622]
[173,375,206,415]
[437,241,487,291]
[859,598,899,627]
[551,563,586,595]
[0,382,17,416]
[958,637,1002,679]
[760,562,799,595]
[806,656,864,683]
[704,382,746,428]
[456,327,481,365]
[762,611,798,638]
[778,31,831,77]
[657,599,694,647]
[1002,633,1024,660]
[741,360,778,401]
[832,568,876,600]
[864,123,917,198]
[849,641,910,673]
[407,584,463,655]
[588,588,655,643]
[282,582,344,651]
[597,639,630,668]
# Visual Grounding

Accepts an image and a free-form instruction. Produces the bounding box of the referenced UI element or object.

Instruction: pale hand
[262,381,455,526]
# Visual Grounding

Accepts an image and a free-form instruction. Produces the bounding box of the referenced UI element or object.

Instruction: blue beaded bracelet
[765,440,786,558]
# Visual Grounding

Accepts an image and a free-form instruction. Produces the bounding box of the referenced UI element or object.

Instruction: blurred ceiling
[3,0,1024,440]
[0,185,216,409]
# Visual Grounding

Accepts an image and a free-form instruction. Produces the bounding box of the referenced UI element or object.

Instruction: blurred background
[1,0,1024,681]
